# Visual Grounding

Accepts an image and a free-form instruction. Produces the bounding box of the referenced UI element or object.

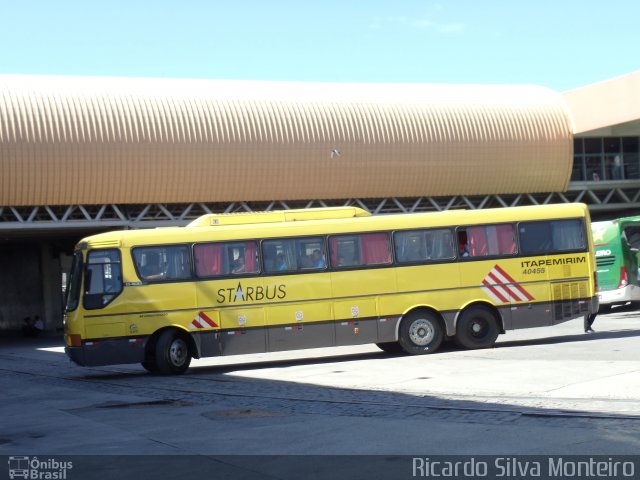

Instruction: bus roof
[78,203,590,249]
[186,207,371,227]
[592,215,640,229]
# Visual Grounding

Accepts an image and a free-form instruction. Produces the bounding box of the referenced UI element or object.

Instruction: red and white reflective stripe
[189,312,218,330]
[482,264,534,303]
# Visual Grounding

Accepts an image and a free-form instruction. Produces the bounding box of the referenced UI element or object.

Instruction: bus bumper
[65,337,146,367]
[598,284,640,306]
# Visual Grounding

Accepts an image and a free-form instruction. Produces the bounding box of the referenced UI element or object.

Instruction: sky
[1,0,638,92]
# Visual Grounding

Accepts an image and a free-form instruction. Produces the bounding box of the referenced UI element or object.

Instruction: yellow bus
[64,203,599,374]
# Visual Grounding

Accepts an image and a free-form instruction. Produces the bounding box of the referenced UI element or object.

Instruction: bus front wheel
[154,329,192,375]
[398,311,444,355]
[454,305,499,350]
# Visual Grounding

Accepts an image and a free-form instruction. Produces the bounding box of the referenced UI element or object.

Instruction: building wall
[0,243,44,331]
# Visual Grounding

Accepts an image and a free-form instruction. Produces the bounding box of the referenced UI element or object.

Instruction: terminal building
[1,71,639,332]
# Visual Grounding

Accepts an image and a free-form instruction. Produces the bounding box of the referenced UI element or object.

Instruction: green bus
[591,216,640,311]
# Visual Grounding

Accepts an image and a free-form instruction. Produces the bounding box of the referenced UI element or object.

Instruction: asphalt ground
[1,308,639,478]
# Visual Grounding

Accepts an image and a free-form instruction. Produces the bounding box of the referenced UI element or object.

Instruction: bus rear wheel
[154,329,191,375]
[398,311,443,355]
[454,305,499,350]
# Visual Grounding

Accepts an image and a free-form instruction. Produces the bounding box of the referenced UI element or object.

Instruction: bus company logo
[216,282,286,304]
[8,456,73,479]
[481,265,534,303]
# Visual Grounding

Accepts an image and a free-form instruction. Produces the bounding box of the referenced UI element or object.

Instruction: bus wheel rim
[471,319,486,336]
[169,338,188,366]
[408,319,434,346]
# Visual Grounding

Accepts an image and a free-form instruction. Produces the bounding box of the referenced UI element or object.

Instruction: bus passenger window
[394,228,456,262]
[330,233,391,267]
[459,224,516,258]
[133,245,192,281]
[625,227,640,250]
[520,219,585,255]
[262,239,296,273]
[330,236,358,267]
[194,243,223,276]
[361,233,391,265]
[194,241,258,277]
[140,252,164,279]
[296,237,325,270]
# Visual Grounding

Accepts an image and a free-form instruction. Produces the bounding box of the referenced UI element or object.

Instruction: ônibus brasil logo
[8,456,72,479]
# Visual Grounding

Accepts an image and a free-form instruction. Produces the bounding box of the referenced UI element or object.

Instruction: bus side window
[194,241,258,277]
[520,220,584,255]
[625,227,640,250]
[329,236,358,267]
[395,229,455,262]
[427,229,456,259]
[459,224,516,257]
[194,243,223,276]
[394,231,425,262]
[551,220,585,251]
[330,233,391,267]
[262,239,296,273]
[295,237,325,270]
[133,245,191,281]
[467,226,488,256]
[228,241,258,274]
[360,233,391,265]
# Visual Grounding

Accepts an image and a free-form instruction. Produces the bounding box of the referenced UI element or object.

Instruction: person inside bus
[141,253,165,280]
[275,254,288,271]
[232,257,245,274]
[457,231,470,257]
[458,241,470,257]
[312,249,325,268]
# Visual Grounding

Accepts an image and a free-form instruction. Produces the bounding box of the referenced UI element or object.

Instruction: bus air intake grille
[552,281,589,321]
[596,256,616,267]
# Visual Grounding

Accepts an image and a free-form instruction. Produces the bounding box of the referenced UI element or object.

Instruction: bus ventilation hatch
[552,281,589,321]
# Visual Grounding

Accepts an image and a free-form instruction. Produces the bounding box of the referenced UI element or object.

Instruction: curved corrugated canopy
[0,75,573,206]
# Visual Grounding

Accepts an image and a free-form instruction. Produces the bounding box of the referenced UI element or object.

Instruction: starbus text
[216,283,286,303]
